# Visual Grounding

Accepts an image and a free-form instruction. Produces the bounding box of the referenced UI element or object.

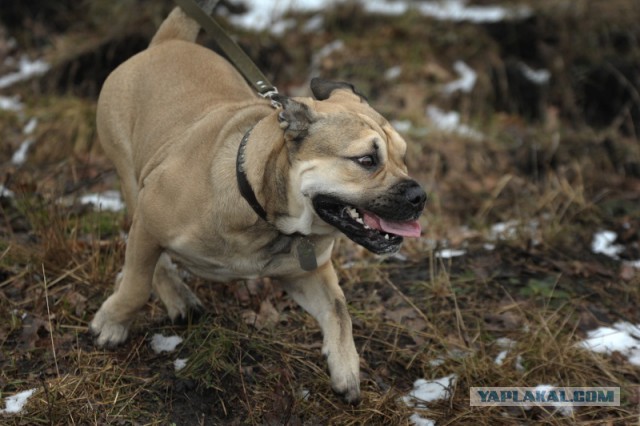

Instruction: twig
[604,62,640,139]
[38,372,53,426]
[0,269,27,289]
[238,349,256,425]
[383,276,441,340]
[442,265,470,349]
[42,264,60,378]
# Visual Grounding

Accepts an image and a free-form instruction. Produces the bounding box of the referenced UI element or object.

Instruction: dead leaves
[383,298,430,346]
[242,300,280,331]
[62,290,87,317]
[17,314,50,351]
[233,278,285,331]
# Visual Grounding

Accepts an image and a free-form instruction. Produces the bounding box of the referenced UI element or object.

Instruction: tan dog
[90,3,426,404]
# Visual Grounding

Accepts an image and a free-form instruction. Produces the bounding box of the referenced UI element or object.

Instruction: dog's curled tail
[149,0,217,47]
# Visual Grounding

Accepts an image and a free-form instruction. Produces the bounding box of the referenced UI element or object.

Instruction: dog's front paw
[89,301,131,348]
[324,347,361,404]
[331,369,361,404]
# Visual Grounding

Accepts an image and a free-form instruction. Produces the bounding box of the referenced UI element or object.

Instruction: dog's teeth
[384,234,390,240]
[356,218,364,225]
[347,207,359,219]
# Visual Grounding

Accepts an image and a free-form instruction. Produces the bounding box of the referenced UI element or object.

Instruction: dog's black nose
[404,181,427,209]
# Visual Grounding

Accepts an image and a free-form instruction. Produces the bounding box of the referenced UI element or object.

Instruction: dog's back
[96,2,258,212]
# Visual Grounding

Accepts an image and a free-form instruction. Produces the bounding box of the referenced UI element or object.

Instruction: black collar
[236,127,268,221]
[235,127,318,271]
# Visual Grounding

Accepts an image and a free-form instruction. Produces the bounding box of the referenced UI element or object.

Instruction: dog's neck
[236,124,319,271]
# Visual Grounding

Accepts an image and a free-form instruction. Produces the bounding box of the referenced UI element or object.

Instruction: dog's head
[272,78,426,255]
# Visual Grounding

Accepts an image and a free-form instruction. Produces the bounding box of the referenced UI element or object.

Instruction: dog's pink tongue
[363,212,422,237]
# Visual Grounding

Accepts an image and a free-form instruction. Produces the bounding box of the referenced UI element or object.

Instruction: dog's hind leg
[281,262,361,404]
[152,253,204,322]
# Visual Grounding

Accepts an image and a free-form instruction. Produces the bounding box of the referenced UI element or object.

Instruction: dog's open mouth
[312,195,421,254]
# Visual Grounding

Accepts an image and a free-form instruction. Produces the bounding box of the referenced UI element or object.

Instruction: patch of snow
[490,220,519,241]
[391,119,412,133]
[314,39,344,63]
[384,65,403,81]
[410,413,436,426]
[515,355,525,372]
[629,351,640,366]
[579,322,640,367]
[495,337,517,349]
[226,0,333,33]
[271,18,297,36]
[436,248,466,259]
[519,62,551,85]
[591,230,624,259]
[174,358,188,371]
[79,190,125,212]
[11,139,34,166]
[389,252,408,262]
[151,334,183,354]
[0,95,24,111]
[340,261,357,269]
[486,219,540,246]
[483,243,496,251]
[364,1,409,16]
[428,357,445,367]
[0,55,50,89]
[403,374,456,408]
[227,1,531,34]
[494,338,521,368]
[11,310,28,320]
[426,106,483,140]
[494,350,508,366]
[614,322,640,338]
[624,259,640,269]
[303,14,324,33]
[0,388,36,414]
[23,117,38,135]
[0,185,14,198]
[528,385,574,417]
[298,388,311,400]
[364,0,531,23]
[413,0,531,23]
[442,60,477,95]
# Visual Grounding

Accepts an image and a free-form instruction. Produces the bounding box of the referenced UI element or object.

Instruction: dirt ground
[0,0,639,424]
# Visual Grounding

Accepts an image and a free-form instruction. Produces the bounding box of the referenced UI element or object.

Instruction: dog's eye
[355,155,377,169]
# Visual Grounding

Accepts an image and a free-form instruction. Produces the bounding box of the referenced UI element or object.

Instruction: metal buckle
[257,82,281,109]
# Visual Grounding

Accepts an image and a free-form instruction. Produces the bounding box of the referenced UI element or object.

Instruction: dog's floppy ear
[272,94,315,143]
[310,77,368,102]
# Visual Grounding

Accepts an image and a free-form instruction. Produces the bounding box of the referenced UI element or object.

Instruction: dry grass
[1,0,639,424]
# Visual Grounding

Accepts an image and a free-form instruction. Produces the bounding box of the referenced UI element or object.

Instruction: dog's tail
[149,0,217,47]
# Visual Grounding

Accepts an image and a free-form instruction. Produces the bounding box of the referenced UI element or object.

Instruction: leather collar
[235,127,318,271]
[236,127,268,221]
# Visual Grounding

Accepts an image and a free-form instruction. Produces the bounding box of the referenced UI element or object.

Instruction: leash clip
[257,82,281,109]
